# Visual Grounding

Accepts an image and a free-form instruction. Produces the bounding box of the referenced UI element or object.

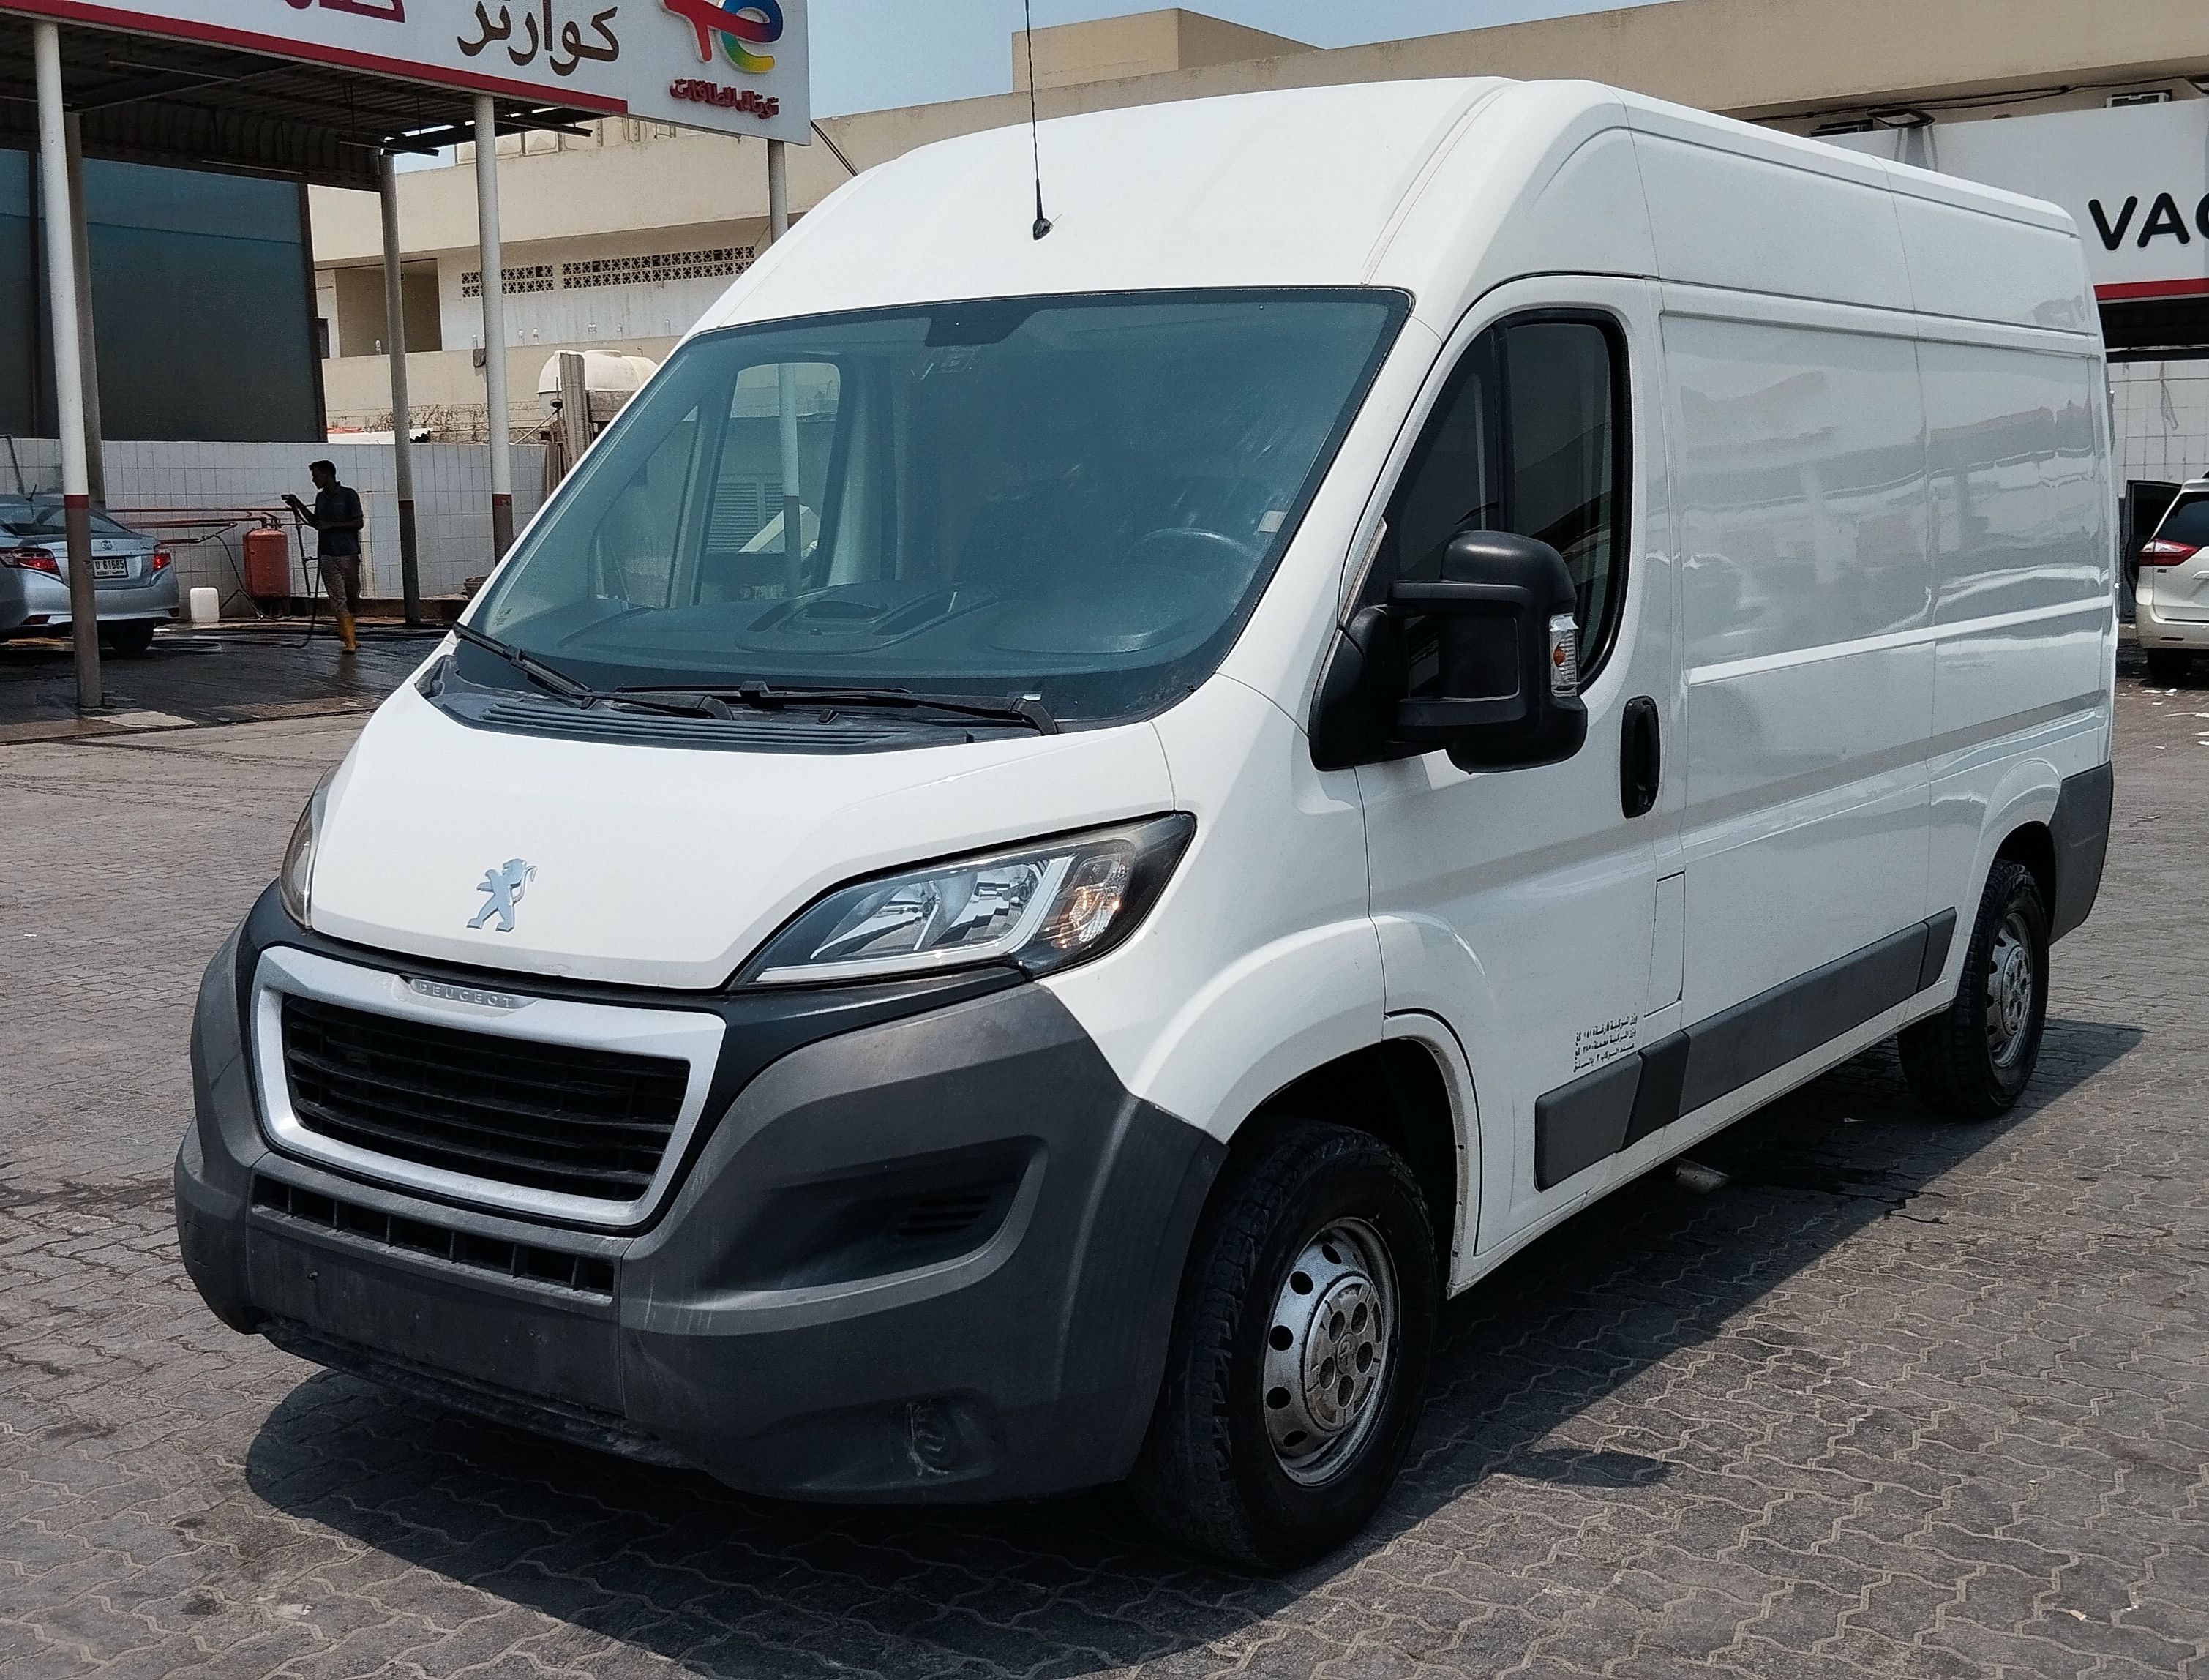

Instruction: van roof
[702,78,2095,340]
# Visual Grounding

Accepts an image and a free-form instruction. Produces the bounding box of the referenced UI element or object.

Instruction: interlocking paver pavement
[1,654,2204,1679]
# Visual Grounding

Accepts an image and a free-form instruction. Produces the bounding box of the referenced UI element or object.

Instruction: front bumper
[176,893,1223,1501]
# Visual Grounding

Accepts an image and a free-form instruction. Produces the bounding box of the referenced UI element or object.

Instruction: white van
[177,80,2117,1567]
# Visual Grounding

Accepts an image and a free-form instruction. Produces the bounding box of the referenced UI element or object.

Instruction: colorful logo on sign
[662,0,781,73]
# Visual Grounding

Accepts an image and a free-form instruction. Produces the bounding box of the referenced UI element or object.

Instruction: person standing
[284,460,365,654]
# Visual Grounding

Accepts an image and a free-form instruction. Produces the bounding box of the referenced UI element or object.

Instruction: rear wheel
[101,621,156,657]
[2145,649,2191,686]
[1899,858,2049,1119]
[1130,1120,1436,1570]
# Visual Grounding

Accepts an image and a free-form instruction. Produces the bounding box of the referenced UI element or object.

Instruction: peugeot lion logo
[468,859,537,933]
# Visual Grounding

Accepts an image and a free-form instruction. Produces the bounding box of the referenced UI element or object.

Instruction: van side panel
[1631,130,1913,314]
[1664,304,1935,1020]
[1378,90,1657,334]
[1918,334,2112,961]
[1889,192,2096,337]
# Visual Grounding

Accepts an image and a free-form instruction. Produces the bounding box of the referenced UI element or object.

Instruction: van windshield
[473,289,1406,726]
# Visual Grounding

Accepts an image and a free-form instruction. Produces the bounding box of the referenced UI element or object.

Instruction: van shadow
[242,1016,2140,1676]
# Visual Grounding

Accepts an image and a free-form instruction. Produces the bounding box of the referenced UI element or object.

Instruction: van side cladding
[177,78,2116,1567]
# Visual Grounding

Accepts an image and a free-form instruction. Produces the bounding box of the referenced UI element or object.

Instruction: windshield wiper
[615,680,1059,735]
[449,620,601,708]
[448,623,702,718]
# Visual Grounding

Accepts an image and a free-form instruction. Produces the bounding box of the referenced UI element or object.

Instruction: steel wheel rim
[1986,912,2035,1069]
[1261,1217,1398,1487]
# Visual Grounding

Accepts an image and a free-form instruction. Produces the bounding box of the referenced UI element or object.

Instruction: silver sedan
[0,496,179,656]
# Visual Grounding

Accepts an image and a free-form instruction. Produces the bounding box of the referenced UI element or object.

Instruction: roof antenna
[1022,0,1052,239]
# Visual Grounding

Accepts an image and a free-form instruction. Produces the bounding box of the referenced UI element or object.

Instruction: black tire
[101,621,157,658]
[1899,858,2049,1119]
[2144,649,2191,686]
[1130,1120,1436,1570]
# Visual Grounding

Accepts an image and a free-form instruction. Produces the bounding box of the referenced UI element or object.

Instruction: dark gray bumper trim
[264,1319,686,1466]
[2048,760,2113,942]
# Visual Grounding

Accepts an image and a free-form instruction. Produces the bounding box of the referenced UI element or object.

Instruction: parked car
[0,495,178,656]
[176,80,2117,1568]
[2136,476,2209,684]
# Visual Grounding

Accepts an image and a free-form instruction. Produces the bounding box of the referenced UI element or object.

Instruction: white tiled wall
[2110,361,2209,487]
[1,438,546,612]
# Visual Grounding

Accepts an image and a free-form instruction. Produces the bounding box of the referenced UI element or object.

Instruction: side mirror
[1308,530,1591,773]
[1388,530,1588,771]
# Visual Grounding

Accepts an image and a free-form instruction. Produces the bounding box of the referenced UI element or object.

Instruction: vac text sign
[0,0,809,141]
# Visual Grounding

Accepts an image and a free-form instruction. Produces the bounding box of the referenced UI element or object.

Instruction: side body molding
[1531,910,1958,1190]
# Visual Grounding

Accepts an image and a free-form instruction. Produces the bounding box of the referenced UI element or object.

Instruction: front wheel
[1899,858,2049,1118]
[1130,1120,1437,1570]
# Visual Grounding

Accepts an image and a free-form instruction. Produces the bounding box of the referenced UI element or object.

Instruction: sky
[809,0,1656,117]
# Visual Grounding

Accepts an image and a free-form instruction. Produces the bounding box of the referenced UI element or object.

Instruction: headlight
[277,770,335,928]
[749,813,1195,986]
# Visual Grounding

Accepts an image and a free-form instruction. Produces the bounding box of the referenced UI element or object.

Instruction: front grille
[280,995,691,1202]
[252,1175,616,1297]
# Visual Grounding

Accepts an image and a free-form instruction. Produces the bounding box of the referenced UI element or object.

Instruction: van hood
[307,683,1175,991]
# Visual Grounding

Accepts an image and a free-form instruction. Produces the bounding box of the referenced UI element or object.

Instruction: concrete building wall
[432,223,768,353]
[328,263,440,361]
[1012,10,1311,91]
[321,339,678,437]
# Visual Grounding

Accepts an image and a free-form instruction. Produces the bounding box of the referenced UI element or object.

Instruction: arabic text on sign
[459,0,622,75]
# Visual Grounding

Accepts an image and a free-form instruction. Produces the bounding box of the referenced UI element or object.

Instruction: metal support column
[378,151,421,623]
[766,136,789,245]
[62,112,102,510]
[474,95,513,560]
[35,23,98,710]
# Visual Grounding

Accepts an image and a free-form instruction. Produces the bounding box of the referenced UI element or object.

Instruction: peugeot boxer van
[178,80,2116,1567]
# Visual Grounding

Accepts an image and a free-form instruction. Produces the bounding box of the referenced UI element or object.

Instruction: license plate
[91,555,127,580]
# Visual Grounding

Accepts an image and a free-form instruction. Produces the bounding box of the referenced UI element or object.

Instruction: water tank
[244,527,293,603]
[536,351,659,420]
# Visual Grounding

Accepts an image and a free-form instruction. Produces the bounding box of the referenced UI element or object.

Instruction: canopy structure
[0,17,599,189]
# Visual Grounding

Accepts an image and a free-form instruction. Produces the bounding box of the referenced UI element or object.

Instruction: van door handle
[1620,696,1661,819]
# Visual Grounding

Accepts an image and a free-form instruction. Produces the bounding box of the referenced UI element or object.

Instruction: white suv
[2139,477,2209,684]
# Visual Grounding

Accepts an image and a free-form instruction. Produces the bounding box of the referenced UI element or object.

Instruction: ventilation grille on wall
[562,247,757,290]
[460,248,757,300]
[462,263,557,298]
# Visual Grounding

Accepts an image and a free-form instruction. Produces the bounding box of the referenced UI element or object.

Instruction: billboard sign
[0,0,809,143]
[1825,99,2209,304]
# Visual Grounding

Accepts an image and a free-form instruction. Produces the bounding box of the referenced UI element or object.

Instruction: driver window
[1377,312,1628,675]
